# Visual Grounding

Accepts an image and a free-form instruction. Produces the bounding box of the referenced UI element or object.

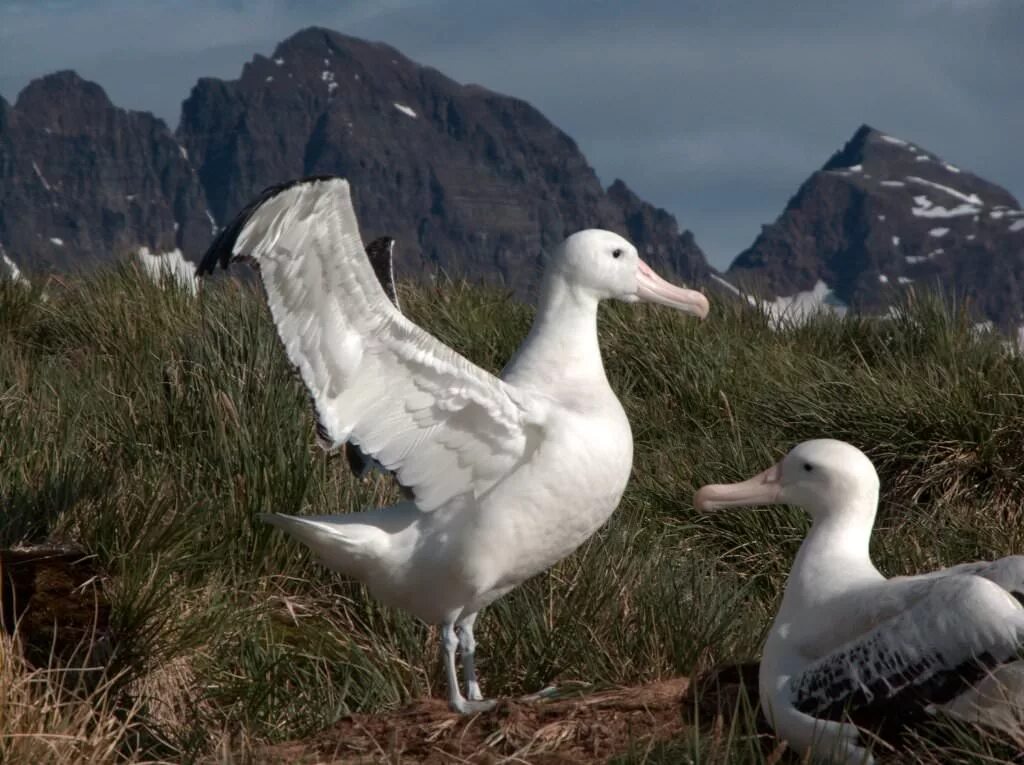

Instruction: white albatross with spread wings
[695,440,1024,764]
[198,175,710,713]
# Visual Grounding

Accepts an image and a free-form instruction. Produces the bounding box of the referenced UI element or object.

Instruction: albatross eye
[612,248,623,259]
[803,463,814,472]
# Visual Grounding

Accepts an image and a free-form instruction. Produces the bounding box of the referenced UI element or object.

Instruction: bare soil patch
[255,677,692,764]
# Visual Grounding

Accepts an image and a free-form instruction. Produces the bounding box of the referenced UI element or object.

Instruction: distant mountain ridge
[0,27,714,295]
[2,29,1023,333]
[727,125,1024,330]
[0,71,210,272]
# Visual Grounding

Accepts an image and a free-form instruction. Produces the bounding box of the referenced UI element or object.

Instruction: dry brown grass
[245,678,692,765]
[0,634,144,764]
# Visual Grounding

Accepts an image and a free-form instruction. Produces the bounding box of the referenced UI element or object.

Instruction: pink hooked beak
[694,462,783,512]
[635,259,710,318]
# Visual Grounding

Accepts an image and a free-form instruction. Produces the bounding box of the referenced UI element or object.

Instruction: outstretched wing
[200,176,549,512]
[791,575,1024,733]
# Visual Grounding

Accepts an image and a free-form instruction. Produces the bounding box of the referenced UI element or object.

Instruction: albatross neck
[502,271,609,394]
[781,493,883,610]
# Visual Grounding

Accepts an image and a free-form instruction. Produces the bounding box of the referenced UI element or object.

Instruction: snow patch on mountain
[1,246,29,288]
[912,200,980,218]
[32,161,52,192]
[906,176,983,206]
[755,280,848,329]
[393,102,417,118]
[880,134,907,146]
[136,247,198,295]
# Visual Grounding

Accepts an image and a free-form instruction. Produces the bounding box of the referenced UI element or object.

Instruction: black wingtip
[196,174,345,276]
[364,236,399,307]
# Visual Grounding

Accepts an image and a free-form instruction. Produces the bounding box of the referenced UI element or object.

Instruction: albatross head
[693,439,880,521]
[551,230,710,318]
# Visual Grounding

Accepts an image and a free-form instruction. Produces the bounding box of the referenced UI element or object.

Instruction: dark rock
[0,71,209,274]
[2,30,716,292]
[178,27,715,294]
[726,124,1024,329]
[1,545,111,669]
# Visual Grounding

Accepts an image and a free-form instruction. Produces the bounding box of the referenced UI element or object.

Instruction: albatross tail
[259,513,389,579]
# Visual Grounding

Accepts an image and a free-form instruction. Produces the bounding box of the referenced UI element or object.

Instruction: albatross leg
[456,612,483,701]
[442,621,495,714]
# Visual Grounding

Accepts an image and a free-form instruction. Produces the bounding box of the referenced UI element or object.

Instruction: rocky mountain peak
[13,70,116,130]
[822,124,1018,208]
[0,71,209,272]
[819,123,892,171]
[177,28,715,295]
[0,28,716,294]
[229,26,422,100]
[275,26,415,67]
[727,125,1024,329]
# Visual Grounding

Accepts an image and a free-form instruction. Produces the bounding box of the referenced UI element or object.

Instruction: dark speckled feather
[794,641,1005,740]
[790,575,1024,744]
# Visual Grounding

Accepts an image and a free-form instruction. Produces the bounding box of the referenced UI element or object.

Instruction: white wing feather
[229,178,549,511]
[905,555,1024,598]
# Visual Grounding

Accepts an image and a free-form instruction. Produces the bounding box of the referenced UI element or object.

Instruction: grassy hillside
[1,265,1022,763]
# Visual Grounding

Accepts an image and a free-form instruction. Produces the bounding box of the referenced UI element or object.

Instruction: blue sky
[1,0,1021,269]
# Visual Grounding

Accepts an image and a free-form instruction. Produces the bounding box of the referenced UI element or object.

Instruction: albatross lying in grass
[199,175,710,713]
[695,439,1024,764]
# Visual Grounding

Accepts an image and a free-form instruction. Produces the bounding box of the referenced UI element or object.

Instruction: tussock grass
[1,265,1022,762]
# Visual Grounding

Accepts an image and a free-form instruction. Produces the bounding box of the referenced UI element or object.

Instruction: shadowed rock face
[176,27,714,294]
[1,29,713,293]
[607,179,716,286]
[12,29,1024,328]
[0,71,209,273]
[726,125,1024,330]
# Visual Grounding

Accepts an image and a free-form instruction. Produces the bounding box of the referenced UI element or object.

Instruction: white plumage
[342,235,406,482]
[199,175,710,712]
[695,439,1024,764]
